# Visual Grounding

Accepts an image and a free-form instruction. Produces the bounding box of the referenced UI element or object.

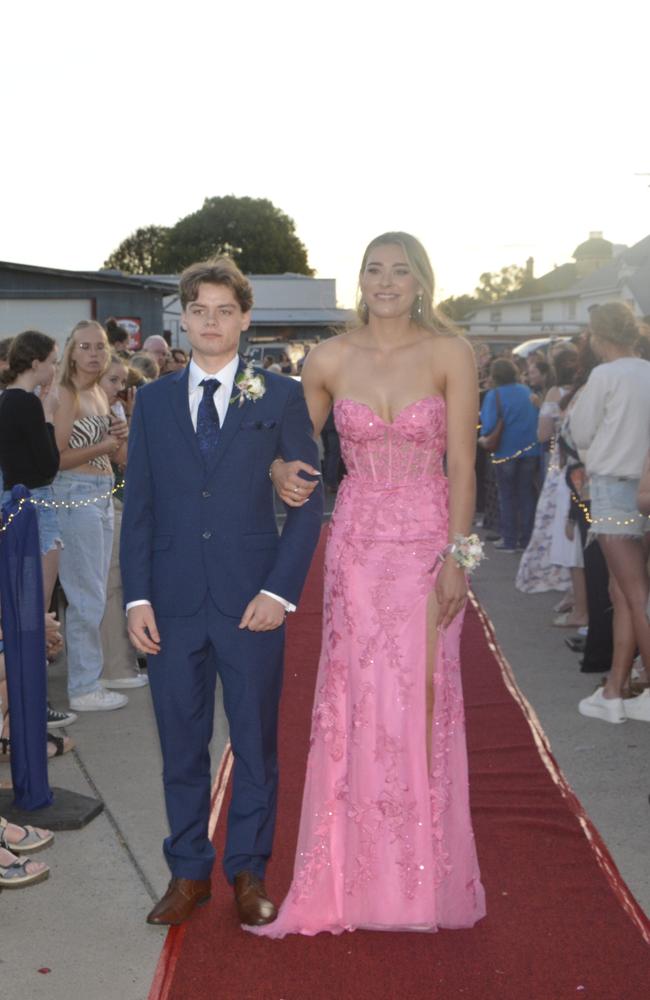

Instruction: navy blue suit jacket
[120,360,323,618]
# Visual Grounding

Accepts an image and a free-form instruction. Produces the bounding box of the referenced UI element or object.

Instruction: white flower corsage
[430,533,486,574]
[230,364,266,407]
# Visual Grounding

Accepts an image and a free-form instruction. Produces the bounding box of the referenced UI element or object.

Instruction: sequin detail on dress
[249,396,485,936]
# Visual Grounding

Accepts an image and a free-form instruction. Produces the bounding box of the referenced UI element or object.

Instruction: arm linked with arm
[261,382,324,607]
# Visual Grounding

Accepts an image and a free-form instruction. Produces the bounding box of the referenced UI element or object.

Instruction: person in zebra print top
[51,321,129,713]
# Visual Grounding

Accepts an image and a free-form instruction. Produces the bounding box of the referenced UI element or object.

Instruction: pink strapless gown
[250,396,485,937]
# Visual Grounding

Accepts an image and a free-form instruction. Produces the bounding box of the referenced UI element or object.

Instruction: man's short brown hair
[179,257,253,312]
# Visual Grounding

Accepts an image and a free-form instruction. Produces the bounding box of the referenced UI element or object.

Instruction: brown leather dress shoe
[233,871,277,926]
[146,877,212,926]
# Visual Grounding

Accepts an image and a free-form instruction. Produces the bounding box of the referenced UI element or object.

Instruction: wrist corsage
[430,533,485,574]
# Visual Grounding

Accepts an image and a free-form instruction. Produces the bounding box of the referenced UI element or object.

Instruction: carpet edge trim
[147,741,235,1000]
[469,590,650,945]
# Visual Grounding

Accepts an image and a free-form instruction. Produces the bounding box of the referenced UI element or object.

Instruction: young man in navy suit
[121,258,322,927]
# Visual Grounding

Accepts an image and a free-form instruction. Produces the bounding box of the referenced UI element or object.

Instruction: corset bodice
[334,396,446,486]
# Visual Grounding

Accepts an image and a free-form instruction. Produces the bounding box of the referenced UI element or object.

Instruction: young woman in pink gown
[254,233,486,936]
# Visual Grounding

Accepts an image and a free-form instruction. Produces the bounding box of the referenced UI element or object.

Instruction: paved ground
[2,529,648,1000]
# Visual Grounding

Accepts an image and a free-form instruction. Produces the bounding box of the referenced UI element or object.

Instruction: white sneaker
[101,675,148,690]
[578,687,626,724]
[623,689,650,722]
[70,688,128,712]
[630,656,646,683]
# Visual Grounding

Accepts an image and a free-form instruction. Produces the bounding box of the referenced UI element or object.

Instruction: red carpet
[151,534,650,1000]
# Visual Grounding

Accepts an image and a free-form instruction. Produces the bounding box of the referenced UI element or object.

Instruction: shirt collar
[188,354,240,394]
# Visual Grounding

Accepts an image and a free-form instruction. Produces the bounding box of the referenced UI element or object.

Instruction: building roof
[126,272,318,288]
[468,234,650,315]
[0,261,173,293]
[571,237,650,313]
[248,308,354,326]
[572,236,613,260]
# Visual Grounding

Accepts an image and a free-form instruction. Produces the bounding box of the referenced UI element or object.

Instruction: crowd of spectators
[476,302,650,725]
[0,322,185,888]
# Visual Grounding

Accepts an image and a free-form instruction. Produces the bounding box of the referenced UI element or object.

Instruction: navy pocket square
[241,418,277,431]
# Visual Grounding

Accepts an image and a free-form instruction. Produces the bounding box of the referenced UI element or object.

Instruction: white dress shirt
[188,354,239,431]
[126,355,295,615]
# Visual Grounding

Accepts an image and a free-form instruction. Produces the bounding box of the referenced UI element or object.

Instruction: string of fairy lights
[0,466,644,534]
[569,492,645,529]
[489,440,539,465]
[486,430,645,529]
[0,480,125,535]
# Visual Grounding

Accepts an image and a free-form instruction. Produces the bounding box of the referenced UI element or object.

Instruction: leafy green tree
[159,196,313,275]
[475,264,532,302]
[437,294,480,321]
[103,225,170,274]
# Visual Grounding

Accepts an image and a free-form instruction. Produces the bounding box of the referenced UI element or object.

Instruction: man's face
[182,283,251,368]
[147,341,171,367]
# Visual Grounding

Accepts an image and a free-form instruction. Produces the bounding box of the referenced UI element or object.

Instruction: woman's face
[33,347,59,387]
[359,243,420,321]
[71,327,108,378]
[100,362,128,404]
[527,361,540,383]
[168,351,187,372]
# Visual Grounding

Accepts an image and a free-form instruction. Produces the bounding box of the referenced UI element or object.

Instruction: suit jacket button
[202,490,211,498]
[202,530,212,540]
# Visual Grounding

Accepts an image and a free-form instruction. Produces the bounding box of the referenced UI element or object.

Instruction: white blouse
[569,357,650,478]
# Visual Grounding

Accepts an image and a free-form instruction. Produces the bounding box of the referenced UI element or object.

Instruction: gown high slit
[249,395,486,936]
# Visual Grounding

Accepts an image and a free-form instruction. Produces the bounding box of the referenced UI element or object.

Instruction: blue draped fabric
[0,485,52,809]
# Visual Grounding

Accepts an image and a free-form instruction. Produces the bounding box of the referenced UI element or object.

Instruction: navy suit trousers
[148,595,285,883]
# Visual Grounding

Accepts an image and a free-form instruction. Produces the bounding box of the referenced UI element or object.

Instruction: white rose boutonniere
[231,364,266,407]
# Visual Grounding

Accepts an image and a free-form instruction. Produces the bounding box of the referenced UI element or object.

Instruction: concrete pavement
[2,533,648,1000]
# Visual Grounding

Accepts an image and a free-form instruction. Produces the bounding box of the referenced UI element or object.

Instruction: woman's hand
[109,416,129,440]
[44,612,64,659]
[123,387,136,417]
[270,458,320,507]
[101,433,121,456]
[638,452,650,516]
[41,383,59,424]
[435,557,468,629]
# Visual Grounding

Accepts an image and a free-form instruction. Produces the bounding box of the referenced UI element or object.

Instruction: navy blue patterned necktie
[196,378,221,458]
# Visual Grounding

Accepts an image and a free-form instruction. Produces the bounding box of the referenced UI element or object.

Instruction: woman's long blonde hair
[58,320,111,397]
[355,231,458,335]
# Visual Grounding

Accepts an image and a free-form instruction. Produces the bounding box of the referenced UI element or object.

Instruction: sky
[2,0,649,307]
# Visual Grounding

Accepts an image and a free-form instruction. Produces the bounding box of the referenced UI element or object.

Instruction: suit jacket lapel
[170,366,203,467]
[205,356,251,475]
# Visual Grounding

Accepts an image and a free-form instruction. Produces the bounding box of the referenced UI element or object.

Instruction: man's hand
[239,593,286,631]
[127,605,161,654]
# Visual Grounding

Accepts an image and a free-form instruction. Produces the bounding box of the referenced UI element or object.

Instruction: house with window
[463,233,650,348]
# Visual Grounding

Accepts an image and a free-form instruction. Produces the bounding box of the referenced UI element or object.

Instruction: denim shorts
[2,485,63,556]
[589,474,650,537]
